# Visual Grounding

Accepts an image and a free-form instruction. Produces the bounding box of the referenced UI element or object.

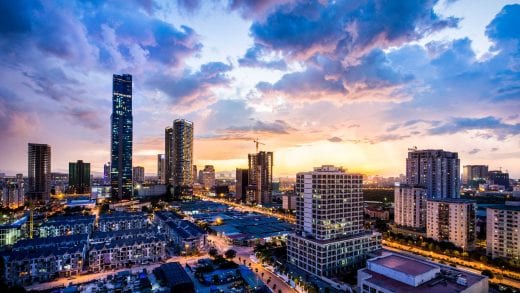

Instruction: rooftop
[487,204,520,212]
[371,254,437,277]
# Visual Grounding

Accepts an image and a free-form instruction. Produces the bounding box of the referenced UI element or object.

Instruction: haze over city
[1,0,519,178]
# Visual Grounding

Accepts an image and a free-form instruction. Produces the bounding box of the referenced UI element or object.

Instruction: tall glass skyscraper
[171,119,193,198]
[28,143,51,203]
[110,74,133,201]
[68,160,91,194]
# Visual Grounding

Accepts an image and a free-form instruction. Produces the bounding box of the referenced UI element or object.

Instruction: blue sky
[0,0,519,177]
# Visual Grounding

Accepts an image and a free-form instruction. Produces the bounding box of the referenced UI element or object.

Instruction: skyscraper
[406,149,460,198]
[157,154,166,184]
[28,143,51,203]
[133,166,145,184]
[110,74,133,201]
[103,162,111,185]
[247,151,273,205]
[165,126,173,184]
[394,184,427,229]
[68,160,91,194]
[200,165,215,190]
[235,168,248,202]
[287,165,381,277]
[462,165,488,186]
[171,119,194,198]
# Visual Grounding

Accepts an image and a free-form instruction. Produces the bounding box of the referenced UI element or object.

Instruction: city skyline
[1,1,519,178]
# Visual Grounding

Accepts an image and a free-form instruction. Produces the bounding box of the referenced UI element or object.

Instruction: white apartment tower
[486,204,520,260]
[287,165,381,277]
[426,199,476,251]
[394,185,427,229]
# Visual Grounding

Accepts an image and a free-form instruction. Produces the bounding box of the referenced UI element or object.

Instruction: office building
[488,170,510,189]
[157,154,166,184]
[27,143,51,203]
[110,74,133,201]
[426,199,476,250]
[103,162,111,185]
[235,168,248,202]
[462,165,488,186]
[247,151,273,205]
[68,160,91,194]
[406,149,460,199]
[394,185,427,229]
[358,253,488,293]
[486,204,520,260]
[133,166,145,184]
[171,119,194,198]
[200,165,215,190]
[165,126,173,184]
[287,165,381,277]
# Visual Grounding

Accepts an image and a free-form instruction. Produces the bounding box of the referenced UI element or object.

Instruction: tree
[481,269,494,279]
[209,247,219,258]
[225,249,237,259]
[212,274,220,285]
[480,255,488,263]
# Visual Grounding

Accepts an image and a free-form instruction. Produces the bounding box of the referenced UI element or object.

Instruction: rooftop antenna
[253,137,265,153]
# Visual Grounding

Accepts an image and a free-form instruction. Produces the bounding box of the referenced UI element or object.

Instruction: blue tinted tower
[110,74,133,200]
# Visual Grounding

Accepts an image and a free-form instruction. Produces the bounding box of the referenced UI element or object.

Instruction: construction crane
[253,137,265,152]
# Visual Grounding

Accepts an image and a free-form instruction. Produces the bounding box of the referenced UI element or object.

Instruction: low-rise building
[163,220,206,252]
[153,262,194,293]
[426,199,476,251]
[97,212,149,232]
[39,215,95,238]
[358,253,488,293]
[486,204,520,260]
[364,207,390,221]
[90,228,158,244]
[0,216,27,246]
[88,235,166,272]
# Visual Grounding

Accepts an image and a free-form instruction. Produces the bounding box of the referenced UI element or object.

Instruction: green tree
[209,247,219,258]
[225,249,237,259]
[481,269,494,279]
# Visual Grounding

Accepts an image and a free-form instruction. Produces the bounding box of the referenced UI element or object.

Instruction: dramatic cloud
[225,119,296,134]
[238,45,287,70]
[429,116,520,140]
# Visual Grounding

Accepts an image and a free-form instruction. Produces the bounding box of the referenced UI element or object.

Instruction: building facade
[394,185,427,229]
[462,165,488,186]
[287,165,381,277]
[488,170,510,189]
[1,179,24,209]
[247,151,273,205]
[164,126,173,184]
[406,149,460,199]
[68,160,91,194]
[486,204,520,260]
[157,154,166,184]
[235,168,248,202]
[28,143,51,203]
[426,199,476,250]
[133,166,145,184]
[97,212,149,232]
[200,165,215,190]
[168,119,194,198]
[103,162,111,185]
[110,74,133,201]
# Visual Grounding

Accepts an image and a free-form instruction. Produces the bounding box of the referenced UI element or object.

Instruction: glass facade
[110,74,133,200]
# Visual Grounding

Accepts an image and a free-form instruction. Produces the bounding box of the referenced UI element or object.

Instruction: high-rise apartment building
[192,165,198,184]
[1,178,24,209]
[235,168,248,202]
[28,143,51,203]
[164,127,173,184]
[157,154,166,184]
[462,165,488,186]
[247,151,273,205]
[133,166,145,184]
[68,160,91,194]
[426,199,476,250]
[103,162,111,185]
[171,119,194,198]
[488,170,510,189]
[406,149,460,199]
[394,185,427,229]
[486,204,520,260]
[110,74,133,201]
[200,165,215,190]
[287,165,381,277]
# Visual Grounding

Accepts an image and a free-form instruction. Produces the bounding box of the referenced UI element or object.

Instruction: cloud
[328,136,342,142]
[238,45,287,70]
[225,119,296,134]
[468,148,481,154]
[428,116,520,140]
[347,124,360,128]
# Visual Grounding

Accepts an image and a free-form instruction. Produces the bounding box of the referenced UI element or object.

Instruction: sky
[0,0,519,178]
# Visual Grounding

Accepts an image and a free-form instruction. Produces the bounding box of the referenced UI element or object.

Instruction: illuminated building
[27,143,51,203]
[68,160,91,194]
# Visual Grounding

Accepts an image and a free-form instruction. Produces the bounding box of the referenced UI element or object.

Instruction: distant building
[103,162,111,185]
[488,170,510,189]
[169,119,194,198]
[111,74,133,201]
[157,154,166,184]
[406,149,460,199]
[364,207,390,221]
[68,160,91,194]
[282,193,296,211]
[192,165,198,184]
[165,126,173,185]
[358,253,488,293]
[133,166,145,184]
[200,165,215,190]
[50,172,68,194]
[1,178,24,209]
[426,199,476,251]
[235,168,248,202]
[486,204,520,260]
[394,185,427,229]
[247,151,273,205]
[287,165,381,277]
[28,143,51,203]
[462,165,488,187]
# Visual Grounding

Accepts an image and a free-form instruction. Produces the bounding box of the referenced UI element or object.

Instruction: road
[383,240,520,289]
[198,195,296,224]
[208,234,297,293]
